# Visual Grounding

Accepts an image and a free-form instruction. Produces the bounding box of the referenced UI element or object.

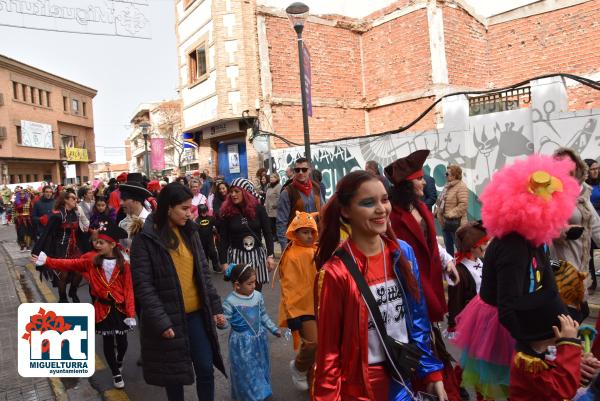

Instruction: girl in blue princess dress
[223,264,281,401]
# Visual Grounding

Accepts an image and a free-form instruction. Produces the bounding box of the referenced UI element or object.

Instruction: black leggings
[103,334,128,375]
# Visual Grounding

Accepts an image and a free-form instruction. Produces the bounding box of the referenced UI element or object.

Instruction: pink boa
[481,154,579,246]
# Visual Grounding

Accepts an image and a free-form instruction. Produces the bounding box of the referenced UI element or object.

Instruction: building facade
[175,0,600,178]
[127,100,184,177]
[0,54,97,185]
[175,0,262,182]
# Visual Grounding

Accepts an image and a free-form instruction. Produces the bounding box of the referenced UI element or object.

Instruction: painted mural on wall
[271,81,600,219]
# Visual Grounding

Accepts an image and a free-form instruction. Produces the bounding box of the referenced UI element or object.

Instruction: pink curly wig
[481,154,579,246]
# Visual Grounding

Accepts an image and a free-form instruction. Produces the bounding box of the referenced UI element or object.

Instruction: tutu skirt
[452,295,515,399]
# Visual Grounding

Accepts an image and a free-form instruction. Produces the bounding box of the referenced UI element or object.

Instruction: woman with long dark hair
[313,170,447,401]
[208,180,228,217]
[33,191,85,303]
[130,182,225,401]
[385,150,460,399]
[218,178,274,291]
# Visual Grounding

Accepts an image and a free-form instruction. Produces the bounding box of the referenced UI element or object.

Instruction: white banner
[0,0,151,39]
[21,120,53,149]
[65,164,77,179]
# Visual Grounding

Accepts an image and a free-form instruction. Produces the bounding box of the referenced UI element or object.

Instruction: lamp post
[139,122,151,178]
[61,161,68,185]
[105,162,111,180]
[286,2,311,162]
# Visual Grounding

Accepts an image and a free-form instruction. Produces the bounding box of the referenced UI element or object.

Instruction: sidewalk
[0,228,56,401]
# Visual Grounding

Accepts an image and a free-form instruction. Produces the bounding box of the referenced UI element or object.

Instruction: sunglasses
[294,167,309,173]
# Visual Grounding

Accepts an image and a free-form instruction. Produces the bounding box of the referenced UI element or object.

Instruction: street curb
[0,243,69,401]
[1,240,131,401]
[22,263,131,401]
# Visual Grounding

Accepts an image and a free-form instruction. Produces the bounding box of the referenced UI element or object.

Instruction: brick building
[127,100,184,177]
[176,0,600,176]
[0,54,97,185]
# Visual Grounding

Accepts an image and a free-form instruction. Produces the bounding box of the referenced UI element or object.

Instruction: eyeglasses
[294,167,309,173]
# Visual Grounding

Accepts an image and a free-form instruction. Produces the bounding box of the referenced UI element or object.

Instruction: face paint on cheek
[358,198,375,208]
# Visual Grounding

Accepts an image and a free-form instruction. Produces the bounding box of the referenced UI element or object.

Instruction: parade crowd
[4,147,600,401]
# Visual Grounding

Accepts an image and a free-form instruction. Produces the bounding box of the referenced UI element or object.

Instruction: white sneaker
[289,360,308,391]
[113,374,125,389]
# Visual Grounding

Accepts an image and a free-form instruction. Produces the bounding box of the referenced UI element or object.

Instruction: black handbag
[442,217,461,232]
[335,248,423,381]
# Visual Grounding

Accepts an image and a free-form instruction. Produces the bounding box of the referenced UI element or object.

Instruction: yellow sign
[66,147,89,162]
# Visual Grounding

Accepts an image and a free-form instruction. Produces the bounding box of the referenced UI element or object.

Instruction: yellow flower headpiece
[528,171,563,201]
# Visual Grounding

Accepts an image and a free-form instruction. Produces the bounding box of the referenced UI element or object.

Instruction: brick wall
[568,85,600,110]
[367,97,436,134]
[261,1,600,152]
[486,1,600,87]
[443,5,488,88]
[271,104,365,147]
[265,16,363,101]
[362,9,432,100]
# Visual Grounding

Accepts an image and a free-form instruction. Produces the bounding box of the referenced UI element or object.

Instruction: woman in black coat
[130,183,225,401]
[218,178,275,291]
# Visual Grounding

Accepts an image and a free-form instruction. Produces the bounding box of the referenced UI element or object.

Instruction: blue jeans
[165,311,214,401]
[442,229,456,255]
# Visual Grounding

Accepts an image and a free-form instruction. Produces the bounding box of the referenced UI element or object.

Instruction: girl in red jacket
[32,220,135,390]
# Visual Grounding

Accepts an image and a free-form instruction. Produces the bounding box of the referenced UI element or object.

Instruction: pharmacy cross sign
[0,0,151,39]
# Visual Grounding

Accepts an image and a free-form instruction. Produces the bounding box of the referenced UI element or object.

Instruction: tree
[151,102,186,173]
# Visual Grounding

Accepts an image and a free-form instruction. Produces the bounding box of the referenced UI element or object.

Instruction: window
[30,87,35,104]
[188,43,208,85]
[22,85,27,102]
[12,82,18,99]
[16,126,22,145]
[38,89,43,106]
[63,96,68,111]
[60,134,75,149]
[46,91,51,107]
[82,102,87,117]
[72,99,80,114]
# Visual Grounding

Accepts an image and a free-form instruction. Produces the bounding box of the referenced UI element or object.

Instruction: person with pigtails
[32,220,135,389]
[222,263,281,401]
[313,170,447,401]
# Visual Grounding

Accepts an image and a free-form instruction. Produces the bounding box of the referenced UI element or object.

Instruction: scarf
[293,178,313,197]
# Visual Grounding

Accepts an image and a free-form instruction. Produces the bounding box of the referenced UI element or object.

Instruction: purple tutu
[452,295,515,366]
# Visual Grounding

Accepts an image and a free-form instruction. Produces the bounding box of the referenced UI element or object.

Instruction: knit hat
[230,177,259,199]
[551,259,587,310]
[120,173,152,203]
[285,211,318,241]
[384,149,430,185]
[512,287,568,341]
[95,220,128,244]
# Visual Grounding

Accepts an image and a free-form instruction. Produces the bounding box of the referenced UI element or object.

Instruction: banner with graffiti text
[0,0,151,38]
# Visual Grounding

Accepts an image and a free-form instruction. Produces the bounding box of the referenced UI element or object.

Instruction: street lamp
[61,161,68,185]
[105,162,111,179]
[139,122,151,178]
[286,2,311,162]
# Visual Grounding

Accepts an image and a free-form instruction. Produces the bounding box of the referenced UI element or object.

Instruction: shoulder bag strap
[334,247,390,344]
